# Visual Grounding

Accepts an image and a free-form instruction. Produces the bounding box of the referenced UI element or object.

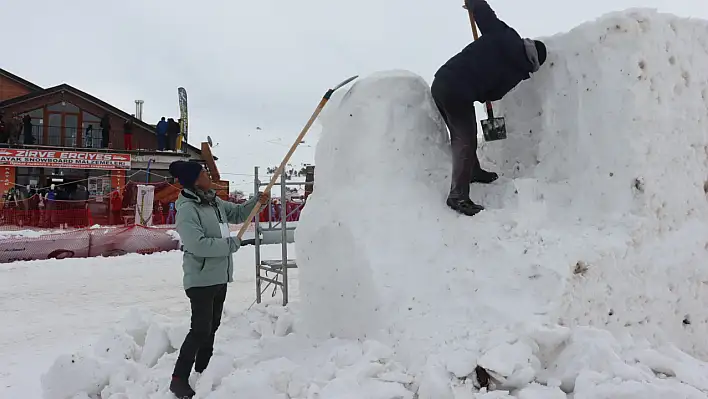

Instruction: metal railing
[4,123,188,152]
[10,124,108,149]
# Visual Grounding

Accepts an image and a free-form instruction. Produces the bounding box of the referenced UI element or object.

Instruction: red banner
[0,149,131,170]
[0,166,14,197]
[112,170,126,191]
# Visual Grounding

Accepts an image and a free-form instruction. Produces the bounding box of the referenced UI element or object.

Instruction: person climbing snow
[168,160,269,399]
[432,0,547,216]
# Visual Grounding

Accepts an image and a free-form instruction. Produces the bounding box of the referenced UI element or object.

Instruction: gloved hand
[240,239,256,246]
[462,0,482,10]
[258,191,271,203]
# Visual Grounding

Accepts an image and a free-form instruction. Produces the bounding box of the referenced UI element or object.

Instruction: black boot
[471,168,499,184]
[447,198,484,216]
[170,377,195,399]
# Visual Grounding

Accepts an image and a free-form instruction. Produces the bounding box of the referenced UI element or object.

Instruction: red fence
[256,200,304,223]
[0,201,90,229]
[0,195,306,230]
[0,225,180,263]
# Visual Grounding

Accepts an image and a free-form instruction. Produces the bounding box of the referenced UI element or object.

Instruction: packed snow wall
[296,7,708,372]
[486,8,708,358]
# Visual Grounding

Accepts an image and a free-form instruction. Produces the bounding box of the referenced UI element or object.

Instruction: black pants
[167,133,176,151]
[173,284,227,380]
[431,77,481,201]
[157,134,166,151]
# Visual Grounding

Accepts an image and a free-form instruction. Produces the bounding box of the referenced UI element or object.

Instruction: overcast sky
[1,0,706,192]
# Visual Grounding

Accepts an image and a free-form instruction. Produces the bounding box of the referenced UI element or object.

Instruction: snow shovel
[463,4,507,141]
[235,75,359,240]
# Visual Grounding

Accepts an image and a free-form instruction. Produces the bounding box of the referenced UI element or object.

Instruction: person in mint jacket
[168,160,268,399]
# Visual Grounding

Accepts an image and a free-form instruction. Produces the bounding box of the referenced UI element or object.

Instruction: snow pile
[41,306,708,399]
[296,6,708,393]
[41,8,708,399]
[488,8,708,359]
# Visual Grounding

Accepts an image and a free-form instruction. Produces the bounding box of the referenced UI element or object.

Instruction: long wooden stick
[466,4,480,40]
[236,75,358,239]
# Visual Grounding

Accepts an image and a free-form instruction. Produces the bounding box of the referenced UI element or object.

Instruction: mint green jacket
[175,189,258,290]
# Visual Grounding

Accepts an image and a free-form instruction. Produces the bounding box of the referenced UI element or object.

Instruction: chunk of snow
[417,361,454,399]
[91,328,140,361]
[41,354,111,399]
[517,383,567,399]
[139,322,171,367]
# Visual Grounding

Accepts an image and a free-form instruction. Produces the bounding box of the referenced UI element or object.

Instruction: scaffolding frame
[253,166,310,306]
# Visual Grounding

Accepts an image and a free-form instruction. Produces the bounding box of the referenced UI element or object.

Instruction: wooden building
[0,67,227,211]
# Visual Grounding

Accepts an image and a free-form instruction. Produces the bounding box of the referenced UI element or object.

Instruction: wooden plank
[200,142,220,181]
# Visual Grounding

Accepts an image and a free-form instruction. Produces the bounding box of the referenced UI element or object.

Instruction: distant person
[166,118,179,151]
[156,117,168,151]
[100,114,111,148]
[44,185,57,227]
[166,202,176,224]
[432,0,547,216]
[110,188,123,225]
[6,115,21,146]
[123,119,134,150]
[22,114,34,145]
[85,125,94,147]
[167,160,268,399]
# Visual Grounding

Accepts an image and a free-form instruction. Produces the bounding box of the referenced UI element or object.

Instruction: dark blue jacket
[156,120,168,135]
[435,0,534,103]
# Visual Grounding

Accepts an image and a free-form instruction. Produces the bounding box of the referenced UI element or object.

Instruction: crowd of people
[155,117,182,151]
[0,184,89,228]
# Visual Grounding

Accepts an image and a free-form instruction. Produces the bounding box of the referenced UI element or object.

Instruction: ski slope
[33,8,708,399]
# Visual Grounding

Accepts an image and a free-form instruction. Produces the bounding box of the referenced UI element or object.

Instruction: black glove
[240,239,256,246]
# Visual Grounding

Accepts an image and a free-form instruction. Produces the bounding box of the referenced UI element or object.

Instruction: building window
[46,102,81,148]
[64,115,78,147]
[47,114,61,146]
[47,102,80,113]
[82,111,101,148]
[82,111,100,122]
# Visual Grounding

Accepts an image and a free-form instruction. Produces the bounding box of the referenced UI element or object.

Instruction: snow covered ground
[7,7,708,399]
[0,245,295,399]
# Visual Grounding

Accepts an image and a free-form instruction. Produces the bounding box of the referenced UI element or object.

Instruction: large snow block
[488,8,708,358]
[297,9,708,370]
[487,8,708,226]
[296,71,576,369]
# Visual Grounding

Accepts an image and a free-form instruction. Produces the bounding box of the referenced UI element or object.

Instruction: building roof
[0,83,204,155]
[0,68,43,92]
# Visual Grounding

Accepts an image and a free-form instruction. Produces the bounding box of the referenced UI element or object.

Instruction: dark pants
[157,134,166,151]
[167,134,176,151]
[173,284,227,380]
[431,77,481,201]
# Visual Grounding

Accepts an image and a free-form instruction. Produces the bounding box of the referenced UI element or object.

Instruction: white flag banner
[135,185,155,226]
